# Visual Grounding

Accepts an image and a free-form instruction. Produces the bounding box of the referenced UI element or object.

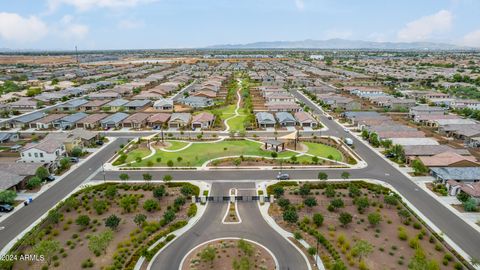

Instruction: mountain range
[207,38,472,50]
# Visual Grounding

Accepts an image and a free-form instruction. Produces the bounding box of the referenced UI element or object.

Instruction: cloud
[58,15,89,40]
[462,30,480,47]
[48,0,154,12]
[0,12,48,43]
[397,10,453,42]
[324,29,352,39]
[294,0,305,11]
[118,19,144,30]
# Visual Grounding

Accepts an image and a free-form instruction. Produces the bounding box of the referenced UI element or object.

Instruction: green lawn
[210,104,236,121]
[303,142,343,161]
[163,140,190,151]
[124,147,151,163]
[128,140,298,167]
[227,114,248,131]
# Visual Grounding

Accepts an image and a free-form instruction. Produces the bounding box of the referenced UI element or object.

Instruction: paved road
[149,182,308,270]
[0,138,127,251]
[98,89,480,261]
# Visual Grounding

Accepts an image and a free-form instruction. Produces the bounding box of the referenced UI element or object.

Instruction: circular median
[179,238,277,270]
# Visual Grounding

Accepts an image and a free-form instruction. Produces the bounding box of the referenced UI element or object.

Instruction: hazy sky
[1,0,480,49]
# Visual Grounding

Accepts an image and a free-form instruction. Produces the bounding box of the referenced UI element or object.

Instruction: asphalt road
[98,89,480,261]
[149,182,309,270]
[0,138,127,251]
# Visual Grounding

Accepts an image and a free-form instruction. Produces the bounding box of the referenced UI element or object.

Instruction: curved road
[149,182,308,270]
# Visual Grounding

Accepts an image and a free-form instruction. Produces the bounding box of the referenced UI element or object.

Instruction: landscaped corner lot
[114,138,346,168]
[267,181,470,270]
[1,182,199,270]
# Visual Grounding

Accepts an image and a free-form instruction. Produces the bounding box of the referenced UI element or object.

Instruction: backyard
[267,181,469,270]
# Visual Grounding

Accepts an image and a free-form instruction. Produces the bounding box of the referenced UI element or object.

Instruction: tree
[412,159,429,175]
[167,160,174,167]
[384,195,398,207]
[134,214,147,227]
[277,198,290,210]
[0,190,17,204]
[325,184,336,197]
[273,186,284,197]
[330,198,344,210]
[59,157,71,170]
[163,209,176,223]
[339,212,352,227]
[361,130,369,139]
[71,147,83,157]
[463,198,478,212]
[163,174,173,182]
[119,195,138,213]
[143,199,159,212]
[456,192,470,203]
[180,185,194,196]
[142,173,152,181]
[299,184,311,197]
[93,200,108,215]
[348,184,361,198]
[26,176,42,190]
[88,229,113,256]
[391,144,405,163]
[351,240,373,262]
[304,197,317,209]
[354,197,370,213]
[47,209,61,225]
[341,172,350,179]
[153,186,166,199]
[313,213,324,227]
[200,245,216,264]
[105,215,121,230]
[33,240,60,266]
[119,173,129,181]
[312,156,320,164]
[318,172,328,180]
[283,207,299,223]
[367,212,382,227]
[35,166,50,180]
[76,215,91,229]
[105,186,117,199]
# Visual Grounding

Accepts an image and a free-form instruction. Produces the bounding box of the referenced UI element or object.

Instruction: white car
[343,128,350,133]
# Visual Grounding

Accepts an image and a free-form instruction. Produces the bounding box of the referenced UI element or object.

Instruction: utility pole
[75,45,79,67]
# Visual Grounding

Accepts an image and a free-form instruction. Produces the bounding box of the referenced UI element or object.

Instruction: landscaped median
[111,137,354,169]
[266,181,473,270]
[0,182,200,270]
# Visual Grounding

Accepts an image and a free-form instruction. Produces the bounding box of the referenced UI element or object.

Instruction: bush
[75,215,90,229]
[277,198,290,210]
[153,185,166,199]
[26,176,42,190]
[187,203,197,217]
[71,147,83,158]
[0,190,17,204]
[313,213,324,227]
[283,208,298,223]
[398,227,408,241]
[105,215,121,230]
[463,198,478,212]
[143,199,159,212]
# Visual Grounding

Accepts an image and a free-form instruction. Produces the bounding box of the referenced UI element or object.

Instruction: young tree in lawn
[351,240,374,262]
[35,166,50,180]
[339,212,352,227]
[75,215,91,230]
[341,171,350,180]
[313,213,324,227]
[134,214,147,227]
[318,172,328,181]
[119,173,129,181]
[33,240,60,266]
[105,214,121,230]
[312,156,320,164]
[367,212,382,227]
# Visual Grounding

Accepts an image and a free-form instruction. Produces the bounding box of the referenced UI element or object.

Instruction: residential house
[81,99,110,111]
[88,91,121,100]
[417,152,480,168]
[431,167,480,184]
[168,113,191,128]
[59,99,88,112]
[409,105,446,121]
[9,112,46,129]
[122,113,150,129]
[294,111,317,128]
[8,98,37,111]
[0,162,44,191]
[450,99,480,110]
[20,137,66,165]
[0,132,19,143]
[178,96,213,108]
[147,113,171,128]
[153,99,174,111]
[54,112,88,130]
[191,112,215,129]
[103,98,129,112]
[100,112,129,129]
[76,113,108,129]
[256,112,276,128]
[34,114,67,129]
[275,112,296,126]
[124,99,151,111]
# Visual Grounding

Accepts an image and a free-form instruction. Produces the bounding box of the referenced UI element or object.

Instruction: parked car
[276,173,290,180]
[385,153,396,158]
[327,116,333,120]
[344,137,353,146]
[70,157,79,163]
[45,175,56,182]
[343,128,350,133]
[95,140,104,146]
[152,125,160,130]
[0,204,14,212]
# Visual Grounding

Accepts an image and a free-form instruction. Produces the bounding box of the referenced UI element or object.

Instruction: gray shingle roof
[100,112,129,124]
[431,167,480,181]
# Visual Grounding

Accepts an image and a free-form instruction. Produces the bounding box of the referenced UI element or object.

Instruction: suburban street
[0,138,127,250]
[149,182,309,270]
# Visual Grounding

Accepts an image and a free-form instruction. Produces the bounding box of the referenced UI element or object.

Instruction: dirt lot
[0,56,75,65]
[182,239,275,270]
[268,181,466,270]
[10,183,197,270]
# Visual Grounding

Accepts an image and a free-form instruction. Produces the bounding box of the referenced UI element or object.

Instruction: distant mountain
[207,38,471,50]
